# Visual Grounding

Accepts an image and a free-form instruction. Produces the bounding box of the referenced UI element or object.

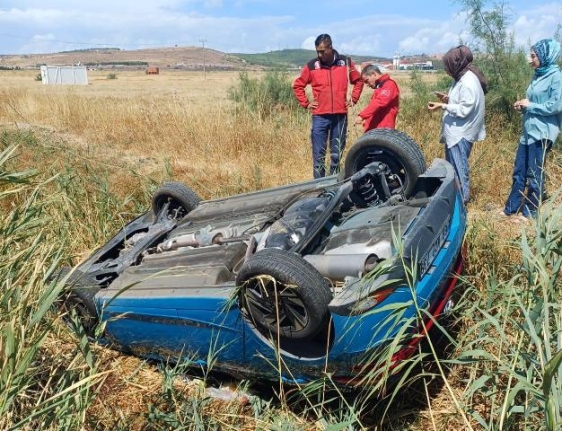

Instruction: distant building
[414,61,434,70]
[358,62,392,73]
[146,66,160,75]
[393,55,400,70]
[396,60,434,70]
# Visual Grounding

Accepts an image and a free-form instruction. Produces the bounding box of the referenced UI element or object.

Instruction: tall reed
[453,193,562,430]
[0,142,105,430]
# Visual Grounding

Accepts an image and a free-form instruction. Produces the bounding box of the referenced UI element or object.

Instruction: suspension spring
[357,177,378,204]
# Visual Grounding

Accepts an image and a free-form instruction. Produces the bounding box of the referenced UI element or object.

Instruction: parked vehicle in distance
[59,129,467,387]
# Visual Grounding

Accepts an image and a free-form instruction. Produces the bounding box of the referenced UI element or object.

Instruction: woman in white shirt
[428,45,487,204]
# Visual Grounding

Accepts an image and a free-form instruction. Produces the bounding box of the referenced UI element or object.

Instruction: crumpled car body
[60,129,467,386]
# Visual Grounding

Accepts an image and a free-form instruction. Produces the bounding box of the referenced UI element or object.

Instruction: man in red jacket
[354,64,400,132]
[293,34,363,178]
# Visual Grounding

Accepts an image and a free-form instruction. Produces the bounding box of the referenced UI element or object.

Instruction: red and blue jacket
[358,73,400,131]
[293,50,363,115]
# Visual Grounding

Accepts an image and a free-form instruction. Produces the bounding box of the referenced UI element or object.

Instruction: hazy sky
[0,1,560,57]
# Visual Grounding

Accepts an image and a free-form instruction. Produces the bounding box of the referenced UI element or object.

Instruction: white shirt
[441,70,486,148]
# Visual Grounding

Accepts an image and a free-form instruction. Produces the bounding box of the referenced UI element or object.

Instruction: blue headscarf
[532,38,561,78]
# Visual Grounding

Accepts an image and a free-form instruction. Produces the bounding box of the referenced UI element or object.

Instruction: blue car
[60,129,466,387]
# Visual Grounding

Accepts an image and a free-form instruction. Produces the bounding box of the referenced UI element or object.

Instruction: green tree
[455,0,531,125]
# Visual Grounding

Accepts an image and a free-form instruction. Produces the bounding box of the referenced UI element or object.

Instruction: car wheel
[152,182,201,219]
[56,269,100,337]
[236,249,333,340]
[343,128,426,197]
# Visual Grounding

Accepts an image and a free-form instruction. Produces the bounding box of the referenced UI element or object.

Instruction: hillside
[0,46,390,71]
[233,49,388,68]
[0,46,245,71]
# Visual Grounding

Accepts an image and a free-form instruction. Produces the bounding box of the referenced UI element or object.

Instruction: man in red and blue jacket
[354,64,400,132]
[293,34,363,178]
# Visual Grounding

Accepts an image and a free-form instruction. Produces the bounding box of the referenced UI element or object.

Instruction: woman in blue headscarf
[499,38,562,222]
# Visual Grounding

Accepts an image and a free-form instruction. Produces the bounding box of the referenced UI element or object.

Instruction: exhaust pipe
[304,254,379,281]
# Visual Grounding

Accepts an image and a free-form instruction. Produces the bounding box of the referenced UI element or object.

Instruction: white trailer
[40,66,88,85]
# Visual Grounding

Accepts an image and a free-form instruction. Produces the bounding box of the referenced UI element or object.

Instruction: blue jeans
[504,140,552,218]
[311,114,348,178]
[445,138,473,204]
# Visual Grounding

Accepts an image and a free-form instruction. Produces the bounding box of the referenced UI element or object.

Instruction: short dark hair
[315,34,332,47]
[361,64,382,76]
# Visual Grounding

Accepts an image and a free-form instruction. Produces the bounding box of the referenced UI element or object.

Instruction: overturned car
[60,129,467,386]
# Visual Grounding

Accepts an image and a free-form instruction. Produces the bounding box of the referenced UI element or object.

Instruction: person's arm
[292,65,312,108]
[442,80,477,118]
[525,73,562,116]
[348,59,364,104]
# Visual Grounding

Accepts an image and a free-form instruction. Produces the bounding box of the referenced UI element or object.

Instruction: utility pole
[199,37,207,79]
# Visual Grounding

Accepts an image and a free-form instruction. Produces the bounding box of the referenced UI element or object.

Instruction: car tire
[56,269,100,337]
[236,248,333,340]
[342,128,426,197]
[152,182,201,219]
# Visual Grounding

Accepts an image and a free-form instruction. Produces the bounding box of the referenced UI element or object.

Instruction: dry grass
[1,69,314,198]
[1,68,561,430]
[0,69,439,194]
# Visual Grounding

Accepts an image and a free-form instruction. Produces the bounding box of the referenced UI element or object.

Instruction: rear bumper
[332,244,466,387]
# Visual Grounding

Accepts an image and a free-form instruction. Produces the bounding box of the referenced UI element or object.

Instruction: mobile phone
[433,91,446,97]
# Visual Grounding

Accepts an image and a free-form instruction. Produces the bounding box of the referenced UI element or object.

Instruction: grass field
[0,69,454,192]
[1,67,561,430]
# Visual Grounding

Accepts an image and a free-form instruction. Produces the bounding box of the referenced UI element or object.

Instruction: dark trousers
[504,139,552,217]
[311,114,348,178]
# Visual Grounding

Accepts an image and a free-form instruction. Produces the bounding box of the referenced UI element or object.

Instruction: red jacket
[359,73,400,132]
[293,51,363,115]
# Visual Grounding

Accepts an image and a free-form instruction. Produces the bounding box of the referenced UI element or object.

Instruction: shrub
[227,69,302,119]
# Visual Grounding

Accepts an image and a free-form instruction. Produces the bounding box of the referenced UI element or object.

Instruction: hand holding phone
[433,91,448,102]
